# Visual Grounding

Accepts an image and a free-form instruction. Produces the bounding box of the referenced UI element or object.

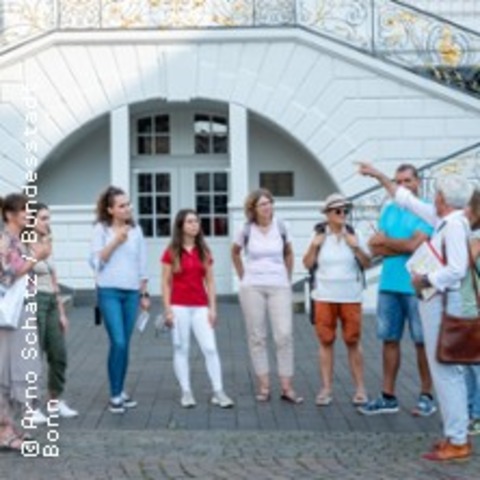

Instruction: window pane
[155,115,169,133]
[154,136,170,154]
[156,218,171,237]
[213,173,227,192]
[195,135,209,154]
[137,117,152,134]
[195,173,210,192]
[214,217,228,236]
[138,196,153,215]
[212,116,228,134]
[138,136,152,155]
[139,218,153,237]
[194,114,210,134]
[156,196,170,215]
[214,195,227,214]
[213,135,227,154]
[155,174,170,193]
[138,174,152,193]
[196,195,211,214]
[200,216,211,236]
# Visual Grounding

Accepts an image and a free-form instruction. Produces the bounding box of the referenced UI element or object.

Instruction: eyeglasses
[328,208,350,216]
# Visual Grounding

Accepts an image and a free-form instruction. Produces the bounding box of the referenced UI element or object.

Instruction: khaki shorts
[314,302,362,346]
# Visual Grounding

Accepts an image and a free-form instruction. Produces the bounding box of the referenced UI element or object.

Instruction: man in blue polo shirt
[359,164,435,416]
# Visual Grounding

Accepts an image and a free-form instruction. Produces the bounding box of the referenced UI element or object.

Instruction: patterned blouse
[0,229,27,291]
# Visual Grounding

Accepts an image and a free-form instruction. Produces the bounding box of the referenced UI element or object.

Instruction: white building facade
[1,1,480,296]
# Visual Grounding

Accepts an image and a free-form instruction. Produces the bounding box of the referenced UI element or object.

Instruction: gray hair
[435,174,473,209]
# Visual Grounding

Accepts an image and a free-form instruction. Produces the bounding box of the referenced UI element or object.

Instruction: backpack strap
[242,222,251,251]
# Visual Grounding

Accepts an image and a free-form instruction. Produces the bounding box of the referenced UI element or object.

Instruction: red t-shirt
[161,247,212,306]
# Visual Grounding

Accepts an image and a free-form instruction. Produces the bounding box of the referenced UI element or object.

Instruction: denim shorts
[377,291,424,343]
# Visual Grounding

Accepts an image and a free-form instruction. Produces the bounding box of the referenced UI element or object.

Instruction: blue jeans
[465,365,480,420]
[98,288,139,398]
[377,291,424,343]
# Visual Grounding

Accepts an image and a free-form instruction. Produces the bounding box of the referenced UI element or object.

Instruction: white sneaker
[56,400,79,418]
[211,391,234,408]
[29,408,48,425]
[121,391,138,409]
[180,391,196,408]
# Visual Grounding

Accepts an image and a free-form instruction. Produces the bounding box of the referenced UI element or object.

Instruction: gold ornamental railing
[1,1,479,98]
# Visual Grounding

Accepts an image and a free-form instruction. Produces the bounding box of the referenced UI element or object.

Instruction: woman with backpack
[303,193,370,407]
[231,189,303,404]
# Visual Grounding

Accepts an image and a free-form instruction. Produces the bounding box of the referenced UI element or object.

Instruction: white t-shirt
[234,219,291,287]
[311,226,368,303]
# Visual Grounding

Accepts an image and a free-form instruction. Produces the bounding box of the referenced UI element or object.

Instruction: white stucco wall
[37,120,110,205]
[248,115,335,200]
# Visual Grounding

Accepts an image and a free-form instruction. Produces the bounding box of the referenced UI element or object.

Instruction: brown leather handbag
[436,245,480,364]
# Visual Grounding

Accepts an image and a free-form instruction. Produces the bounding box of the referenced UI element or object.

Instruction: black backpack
[307,222,366,324]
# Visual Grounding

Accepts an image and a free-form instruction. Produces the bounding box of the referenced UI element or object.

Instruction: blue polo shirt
[378,201,433,294]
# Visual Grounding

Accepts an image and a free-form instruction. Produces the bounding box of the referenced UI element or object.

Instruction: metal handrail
[1,0,479,98]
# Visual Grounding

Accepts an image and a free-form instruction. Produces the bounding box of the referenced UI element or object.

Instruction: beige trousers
[239,285,294,378]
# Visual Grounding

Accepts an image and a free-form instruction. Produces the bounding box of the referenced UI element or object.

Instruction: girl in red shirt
[161,209,234,408]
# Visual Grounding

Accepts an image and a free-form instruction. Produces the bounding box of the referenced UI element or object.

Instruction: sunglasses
[328,207,350,215]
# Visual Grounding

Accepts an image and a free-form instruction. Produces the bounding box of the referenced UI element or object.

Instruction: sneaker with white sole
[468,418,480,436]
[211,391,234,408]
[180,391,196,408]
[357,394,399,415]
[56,400,79,418]
[109,397,125,414]
[121,392,137,409]
[411,394,437,417]
[28,408,48,425]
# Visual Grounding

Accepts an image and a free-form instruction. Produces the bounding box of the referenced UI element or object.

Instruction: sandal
[352,392,368,406]
[280,390,304,404]
[315,391,332,406]
[255,388,271,402]
[0,434,23,452]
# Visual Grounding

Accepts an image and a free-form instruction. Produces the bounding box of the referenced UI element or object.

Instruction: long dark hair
[169,209,210,273]
[95,186,134,226]
[0,193,28,223]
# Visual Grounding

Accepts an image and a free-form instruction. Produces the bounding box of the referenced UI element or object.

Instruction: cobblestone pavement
[1,302,479,479]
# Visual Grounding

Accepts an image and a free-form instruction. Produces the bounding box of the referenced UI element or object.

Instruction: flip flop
[255,389,271,402]
[315,392,332,406]
[352,392,368,406]
[280,391,304,404]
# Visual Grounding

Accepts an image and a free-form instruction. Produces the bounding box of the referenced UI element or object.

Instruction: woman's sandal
[255,389,271,402]
[352,392,368,406]
[280,390,304,404]
[315,391,333,406]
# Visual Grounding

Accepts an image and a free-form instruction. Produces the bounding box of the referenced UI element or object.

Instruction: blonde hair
[244,189,274,224]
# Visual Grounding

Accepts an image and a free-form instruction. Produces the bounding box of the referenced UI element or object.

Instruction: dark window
[259,172,294,197]
[136,114,170,155]
[194,114,228,154]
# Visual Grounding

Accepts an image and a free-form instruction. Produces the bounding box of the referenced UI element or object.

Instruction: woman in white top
[303,193,370,407]
[90,186,150,414]
[232,189,302,404]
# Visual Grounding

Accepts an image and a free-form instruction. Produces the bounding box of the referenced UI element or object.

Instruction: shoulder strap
[243,222,251,250]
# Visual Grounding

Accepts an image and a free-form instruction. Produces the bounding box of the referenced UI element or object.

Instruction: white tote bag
[0,275,27,329]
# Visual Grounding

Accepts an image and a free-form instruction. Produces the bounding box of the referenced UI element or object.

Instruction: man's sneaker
[412,394,437,417]
[468,419,480,436]
[357,394,399,415]
[211,391,234,408]
[109,398,125,414]
[28,408,48,425]
[180,391,196,408]
[54,400,79,418]
[121,392,137,409]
